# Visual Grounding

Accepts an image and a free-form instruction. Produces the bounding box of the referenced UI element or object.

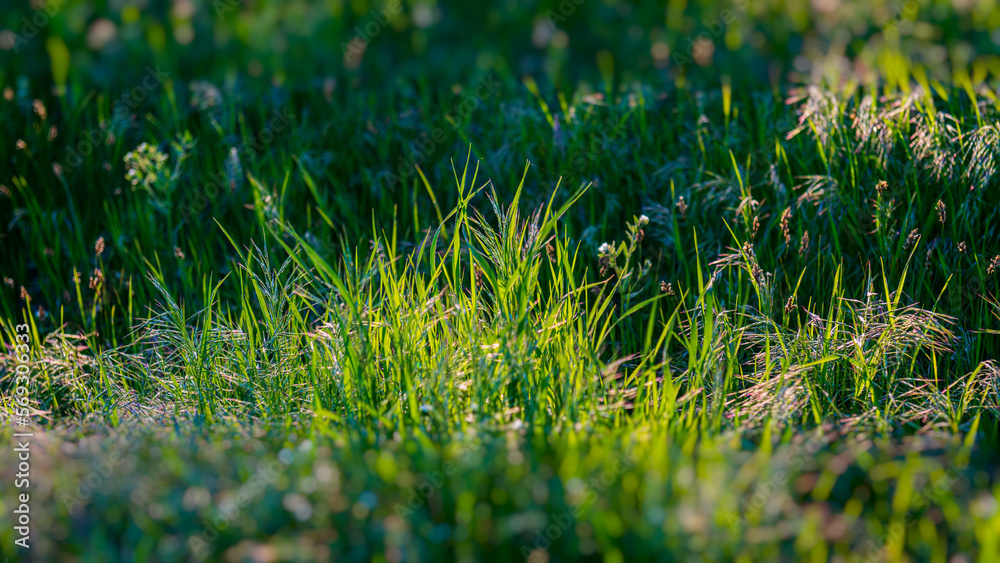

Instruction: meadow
[1,0,1000,561]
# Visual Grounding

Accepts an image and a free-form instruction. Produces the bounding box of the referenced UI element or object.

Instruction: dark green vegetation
[2,1,1000,561]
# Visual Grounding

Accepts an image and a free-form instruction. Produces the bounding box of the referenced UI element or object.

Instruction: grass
[2,5,1000,559]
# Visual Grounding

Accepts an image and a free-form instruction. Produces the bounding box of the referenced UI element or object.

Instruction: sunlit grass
[1,58,999,560]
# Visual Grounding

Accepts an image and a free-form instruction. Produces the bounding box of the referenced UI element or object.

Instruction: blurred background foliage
[2,0,999,94]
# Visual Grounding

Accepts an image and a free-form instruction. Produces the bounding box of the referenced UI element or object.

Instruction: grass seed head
[89,268,105,290]
[33,99,47,120]
[784,294,796,314]
[988,256,1000,276]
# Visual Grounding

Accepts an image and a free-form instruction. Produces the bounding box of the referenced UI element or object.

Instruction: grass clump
[2,53,1000,561]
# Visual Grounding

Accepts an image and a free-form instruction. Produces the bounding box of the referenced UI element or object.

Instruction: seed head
[780,208,792,244]
[676,197,688,220]
[95,236,106,257]
[904,229,920,250]
[33,99,47,120]
[988,256,1000,276]
[784,295,796,315]
[936,200,946,225]
[89,268,105,290]
[599,256,611,277]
